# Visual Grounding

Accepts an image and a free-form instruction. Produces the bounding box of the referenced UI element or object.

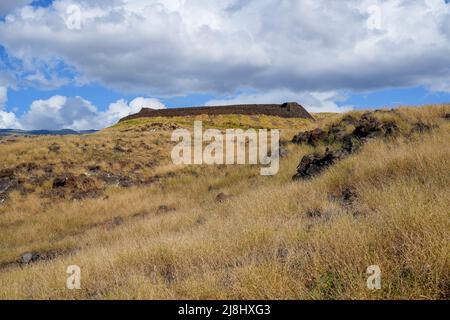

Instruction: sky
[0,0,449,130]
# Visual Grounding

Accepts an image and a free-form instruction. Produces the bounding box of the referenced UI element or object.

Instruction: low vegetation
[0,105,448,299]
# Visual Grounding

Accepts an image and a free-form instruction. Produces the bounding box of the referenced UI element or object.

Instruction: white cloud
[206,89,353,113]
[129,97,166,112]
[0,1,449,128]
[1,95,166,130]
[1,88,351,129]
[97,97,166,128]
[0,86,21,128]
[0,86,7,109]
[0,0,448,95]
[0,110,20,128]
[19,95,97,130]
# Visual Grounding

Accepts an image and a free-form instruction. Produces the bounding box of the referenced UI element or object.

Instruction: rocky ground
[292,110,440,180]
[0,127,177,205]
[0,106,448,299]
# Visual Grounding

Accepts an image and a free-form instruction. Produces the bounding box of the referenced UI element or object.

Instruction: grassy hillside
[0,105,449,299]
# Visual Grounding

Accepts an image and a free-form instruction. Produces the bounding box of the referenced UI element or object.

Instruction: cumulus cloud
[19,95,99,130]
[0,94,166,130]
[0,86,7,109]
[0,0,448,96]
[97,97,166,127]
[0,111,20,128]
[0,0,449,127]
[0,86,21,128]
[129,97,166,111]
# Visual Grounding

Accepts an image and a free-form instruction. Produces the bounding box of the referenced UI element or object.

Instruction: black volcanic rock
[410,122,433,134]
[292,112,403,181]
[292,128,327,146]
[292,147,351,180]
[0,168,15,179]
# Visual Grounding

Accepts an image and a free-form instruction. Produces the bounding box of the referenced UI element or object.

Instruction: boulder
[382,122,400,137]
[52,173,76,189]
[19,252,40,265]
[0,176,20,194]
[156,205,177,214]
[48,143,61,153]
[215,192,234,203]
[352,116,383,139]
[0,168,15,179]
[113,145,130,153]
[328,125,347,142]
[411,122,433,134]
[292,128,327,146]
[339,114,359,126]
[293,153,330,180]
[306,209,323,218]
[87,165,101,173]
[340,187,358,206]
[341,135,359,154]
[0,193,7,204]
[292,131,310,144]
[293,144,355,181]
[309,128,327,146]
[118,177,134,188]
[17,249,73,265]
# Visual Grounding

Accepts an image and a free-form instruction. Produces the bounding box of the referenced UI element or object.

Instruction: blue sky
[5,82,450,118]
[0,0,449,129]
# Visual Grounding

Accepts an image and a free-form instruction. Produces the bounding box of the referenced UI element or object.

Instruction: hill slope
[0,105,449,299]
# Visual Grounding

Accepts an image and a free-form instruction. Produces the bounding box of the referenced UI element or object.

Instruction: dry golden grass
[0,105,449,299]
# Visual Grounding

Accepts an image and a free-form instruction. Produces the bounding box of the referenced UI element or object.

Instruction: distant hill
[0,129,97,136]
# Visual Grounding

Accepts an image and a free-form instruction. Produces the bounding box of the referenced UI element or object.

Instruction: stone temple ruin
[119,102,313,122]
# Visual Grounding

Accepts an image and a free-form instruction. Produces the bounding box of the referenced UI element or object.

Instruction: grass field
[0,105,449,299]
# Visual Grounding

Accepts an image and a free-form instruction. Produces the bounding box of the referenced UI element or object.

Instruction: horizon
[0,101,448,131]
[0,101,450,133]
[0,0,450,130]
